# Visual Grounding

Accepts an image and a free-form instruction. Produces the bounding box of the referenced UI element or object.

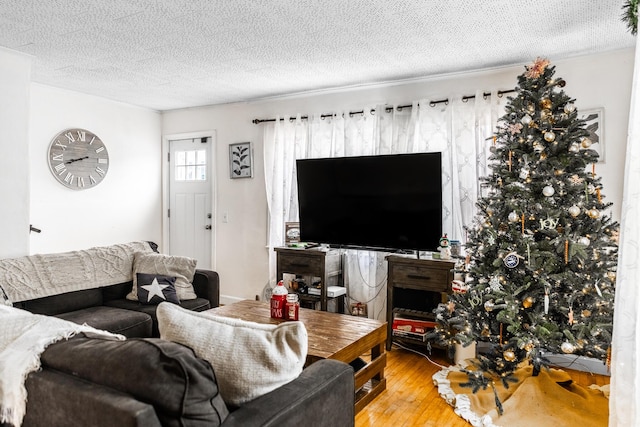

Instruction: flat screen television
[296,152,443,252]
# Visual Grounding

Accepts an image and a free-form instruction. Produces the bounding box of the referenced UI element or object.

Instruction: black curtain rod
[252,89,516,124]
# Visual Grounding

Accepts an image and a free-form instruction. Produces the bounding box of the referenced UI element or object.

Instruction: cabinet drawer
[278,254,323,276]
[390,264,450,292]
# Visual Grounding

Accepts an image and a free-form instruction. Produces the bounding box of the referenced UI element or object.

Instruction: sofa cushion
[157,302,308,407]
[136,273,180,305]
[56,306,152,338]
[104,297,210,337]
[102,281,134,301]
[127,252,197,301]
[21,288,103,315]
[39,337,229,427]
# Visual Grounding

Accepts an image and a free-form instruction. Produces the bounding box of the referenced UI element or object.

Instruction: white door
[168,137,212,269]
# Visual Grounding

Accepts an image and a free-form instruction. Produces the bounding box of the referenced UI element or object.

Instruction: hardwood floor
[355,344,611,427]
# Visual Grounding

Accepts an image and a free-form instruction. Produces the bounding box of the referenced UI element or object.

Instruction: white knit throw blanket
[0,305,124,427]
[0,241,153,304]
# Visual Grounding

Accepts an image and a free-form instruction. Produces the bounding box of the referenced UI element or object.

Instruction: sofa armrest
[192,269,220,308]
[19,369,161,427]
[221,359,355,427]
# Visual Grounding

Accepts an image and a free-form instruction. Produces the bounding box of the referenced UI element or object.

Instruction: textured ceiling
[0,0,635,111]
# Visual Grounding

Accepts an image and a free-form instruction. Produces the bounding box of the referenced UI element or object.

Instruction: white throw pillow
[156,302,308,406]
[126,252,197,301]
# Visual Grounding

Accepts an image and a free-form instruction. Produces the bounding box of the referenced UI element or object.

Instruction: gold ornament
[481,326,491,337]
[581,137,592,148]
[503,350,517,362]
[484,300,495,311]
[582,309,592,317]
[524,342,535,352]
[587,209,601,219]
[540,98,552,109]
[540,109,551,120]
[523,296,534,308]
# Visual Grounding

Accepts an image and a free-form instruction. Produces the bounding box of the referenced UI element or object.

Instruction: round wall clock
[47,128,109,190]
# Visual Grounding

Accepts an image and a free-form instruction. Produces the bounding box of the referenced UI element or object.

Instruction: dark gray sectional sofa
[2,251,355,427]
[11,268,219,337]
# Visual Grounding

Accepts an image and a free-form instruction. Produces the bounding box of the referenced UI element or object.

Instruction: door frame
[162,130,217,271]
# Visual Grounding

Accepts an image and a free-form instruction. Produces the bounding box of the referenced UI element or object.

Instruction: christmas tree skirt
[433,364,609,427]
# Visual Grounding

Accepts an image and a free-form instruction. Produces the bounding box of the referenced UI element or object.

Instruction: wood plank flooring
[355,345,610,427]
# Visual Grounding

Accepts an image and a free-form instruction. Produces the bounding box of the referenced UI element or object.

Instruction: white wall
[0,48,31,258]
[29,84,163,254]
[162,48,634,303]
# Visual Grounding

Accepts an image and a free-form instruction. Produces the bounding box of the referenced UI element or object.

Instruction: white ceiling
[0,0,635,111]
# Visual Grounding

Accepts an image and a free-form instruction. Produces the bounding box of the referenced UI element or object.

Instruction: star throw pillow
[136,273,180,305]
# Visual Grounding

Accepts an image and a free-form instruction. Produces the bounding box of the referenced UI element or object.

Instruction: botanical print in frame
[580,108,605,163]
[229,142,253,178]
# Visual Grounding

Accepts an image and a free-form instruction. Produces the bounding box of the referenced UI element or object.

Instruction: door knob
[205,225,212,230]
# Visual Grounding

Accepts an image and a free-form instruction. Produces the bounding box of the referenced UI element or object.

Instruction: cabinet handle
[408,274,431,280]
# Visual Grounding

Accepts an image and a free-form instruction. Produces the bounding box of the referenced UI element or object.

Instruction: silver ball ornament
[521,114,532,125]
[508,211,519,223]
[564,103,576,113]
[568,205,581,217]
[484,300,495,312]
[544,131,556,142]
[561,342,576,354]
[578,237,591,246]
[542,186,555,197]
[569,144,580,153]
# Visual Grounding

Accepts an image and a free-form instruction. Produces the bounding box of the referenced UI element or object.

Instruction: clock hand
[65,156,89,164]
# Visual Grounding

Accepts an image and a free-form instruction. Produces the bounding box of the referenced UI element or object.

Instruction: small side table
[275,246,344,312]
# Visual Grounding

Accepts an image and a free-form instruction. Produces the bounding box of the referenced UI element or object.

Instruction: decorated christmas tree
[430,58,619,407]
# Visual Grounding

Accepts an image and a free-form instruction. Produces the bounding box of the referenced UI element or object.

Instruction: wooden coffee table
[205,299,387,413]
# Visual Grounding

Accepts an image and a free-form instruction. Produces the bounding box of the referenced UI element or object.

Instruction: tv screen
[296,152,442,252]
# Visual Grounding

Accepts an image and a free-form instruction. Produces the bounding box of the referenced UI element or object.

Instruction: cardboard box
[392,317,437,334]
[392,329,428,342]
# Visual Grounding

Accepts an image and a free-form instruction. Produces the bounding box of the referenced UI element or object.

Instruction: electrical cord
[392,340,449,370]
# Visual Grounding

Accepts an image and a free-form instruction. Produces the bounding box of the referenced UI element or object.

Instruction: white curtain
[263,94,507,319]
[609,41,640,426]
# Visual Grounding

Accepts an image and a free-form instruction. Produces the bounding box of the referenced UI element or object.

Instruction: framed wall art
[229,142,253,178]
[579,108,605,163]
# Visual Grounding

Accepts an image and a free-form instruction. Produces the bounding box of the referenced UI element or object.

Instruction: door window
[175,150,206,181]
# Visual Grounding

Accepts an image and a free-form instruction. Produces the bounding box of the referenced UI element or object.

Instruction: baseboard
[219,295,245,305]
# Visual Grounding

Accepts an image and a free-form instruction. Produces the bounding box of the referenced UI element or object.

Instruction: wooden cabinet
[275,247,344,312]
[385,255,455,350]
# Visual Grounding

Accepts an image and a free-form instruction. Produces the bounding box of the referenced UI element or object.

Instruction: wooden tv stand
[385,255,455,350]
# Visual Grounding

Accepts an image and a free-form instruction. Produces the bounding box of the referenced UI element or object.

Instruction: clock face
[47,128,109,190]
